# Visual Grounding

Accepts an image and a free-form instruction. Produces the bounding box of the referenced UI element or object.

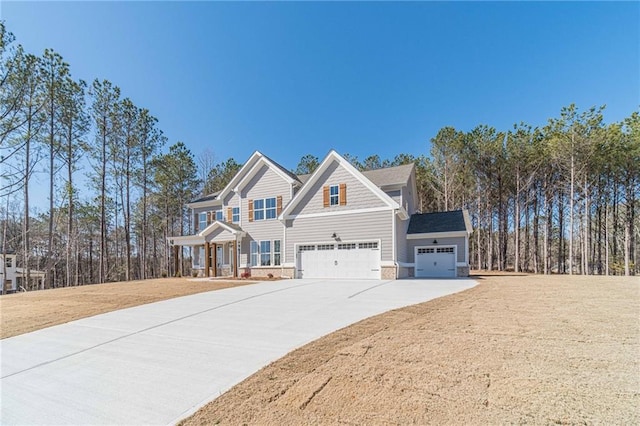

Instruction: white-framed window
[250,240,281,266]
[199,213,207,231]
[250,241,259,267]
[260,241,271,266]
[232,207,240,223]
[253,197,277,221]
[5,256,12,268]
[198,246,205,268]
[359,242,378,249]
[338,243,356,250]
[417,248,434,254]
[216,210,223,221]
[330,185,339,206]
[317,244,335,250]
[298,245,315,252]
[274,240,281,266]
[437,247,454,253]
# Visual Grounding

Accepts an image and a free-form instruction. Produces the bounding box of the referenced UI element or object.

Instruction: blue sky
[2,1,639,179]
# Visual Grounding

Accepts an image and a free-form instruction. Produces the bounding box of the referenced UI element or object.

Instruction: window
[250,240,280,267]
[260,241,271,266]
[298,245,315,252]
[198,247,205,268]
[437,247,454,253]
[216,210,223,221]
[250,241,259,267]
[265,198,277,219]
[330,185,339,206]
[5,256,12,268]
[198,213,207,231]
[338,243,356,250]
[359,242,378,249]
[418,248,434,254]
[273,240,281,266]
[232,207,240,223]
[253,198,276,221]
[317,244,335,250]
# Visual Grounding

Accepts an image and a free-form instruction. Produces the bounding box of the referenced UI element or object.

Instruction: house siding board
[239,164,290,267]
[408,236,466,263]
[395,215,408,263]
[386,189,401,206]
[286,210,393,262]
[290,161,387,216]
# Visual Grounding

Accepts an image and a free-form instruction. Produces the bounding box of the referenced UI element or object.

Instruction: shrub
[267,273,274,279]
[241,272,251,279]
[161,272,167,278]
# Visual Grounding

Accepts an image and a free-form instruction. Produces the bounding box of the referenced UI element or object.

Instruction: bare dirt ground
[0,278,255,339]
[182,274,639,425]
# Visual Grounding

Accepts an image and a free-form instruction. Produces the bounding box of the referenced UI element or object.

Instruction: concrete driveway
[1,278,475,425]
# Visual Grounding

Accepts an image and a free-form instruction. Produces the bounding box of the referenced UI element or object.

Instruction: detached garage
[406,210,472,278]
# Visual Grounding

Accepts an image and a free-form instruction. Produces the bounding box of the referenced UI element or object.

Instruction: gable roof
[280,150,400,219]
[261,153,302,184]
[361,163,415,188]
[189,191,221,205]
[407,210,472,235]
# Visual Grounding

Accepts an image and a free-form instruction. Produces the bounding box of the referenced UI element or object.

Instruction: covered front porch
[169,221,246,279]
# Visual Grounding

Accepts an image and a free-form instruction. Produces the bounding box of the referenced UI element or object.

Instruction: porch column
[232,240,238,278]
[212,243,217,277]
[204,242,210,277]
[173,245,179,277]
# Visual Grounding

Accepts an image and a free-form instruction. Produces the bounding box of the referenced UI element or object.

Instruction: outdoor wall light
[433,239,438,244]
[331,233,338,239]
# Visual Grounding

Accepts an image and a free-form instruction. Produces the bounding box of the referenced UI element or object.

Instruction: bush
[241,272,251,279]
[267,273,274,279]
[192,271,198,278]
[161,272,167,278]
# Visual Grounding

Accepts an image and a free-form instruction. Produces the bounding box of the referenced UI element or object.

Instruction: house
[1,251,46,293]
[169,150,471,279]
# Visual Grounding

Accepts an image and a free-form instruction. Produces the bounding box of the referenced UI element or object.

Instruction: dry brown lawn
[181,274,639,425]
[1,274,638,424]
[0,278,255,339]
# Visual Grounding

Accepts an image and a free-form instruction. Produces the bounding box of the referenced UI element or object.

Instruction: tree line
[294,105,638,276]
[1,21,637,292]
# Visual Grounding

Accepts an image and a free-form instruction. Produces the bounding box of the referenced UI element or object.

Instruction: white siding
[285,210,393,262]
[386,189,401,206]
[290,160,387,216]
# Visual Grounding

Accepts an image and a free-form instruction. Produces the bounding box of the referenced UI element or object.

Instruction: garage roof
[408,210,470,234]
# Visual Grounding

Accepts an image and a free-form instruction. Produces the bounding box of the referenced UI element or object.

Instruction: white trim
[414,244,458,278]
[279,150,399,220]
[462,209,473,234]
[198,221,246,238]
[282,262,296,267]
[168,235,205,246]
[285,206,392,220]
[407,230,468,239]
[456,262,468,267]
[391,209,396,271]
[187,198,222,209]
[380,261,396,267]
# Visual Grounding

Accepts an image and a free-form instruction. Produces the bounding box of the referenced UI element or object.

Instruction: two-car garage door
[415,246,456,278]
[297,242,380,279]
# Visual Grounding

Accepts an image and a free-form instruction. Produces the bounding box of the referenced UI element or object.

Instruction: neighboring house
[0,251,46,293]
[169,150,471,279]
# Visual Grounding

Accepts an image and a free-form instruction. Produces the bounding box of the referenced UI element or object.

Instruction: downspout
[391,209,397,279]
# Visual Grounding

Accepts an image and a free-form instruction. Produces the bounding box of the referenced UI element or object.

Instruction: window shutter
[227,207,232,222]
[323,186,330,208]
[339,183,347,206]
[207,211,212,225]
[248,200,254,222]
[276,195,283,216]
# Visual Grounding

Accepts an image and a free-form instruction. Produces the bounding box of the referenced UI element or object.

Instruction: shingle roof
[407,210,467,234]
[361,163,414,188]
[190,191,220,204]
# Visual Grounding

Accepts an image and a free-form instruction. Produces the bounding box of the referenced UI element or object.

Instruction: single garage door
[298,242,380,279]
[415,246,456,278]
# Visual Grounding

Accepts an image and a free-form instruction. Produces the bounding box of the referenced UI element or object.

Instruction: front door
[216,245,224,276]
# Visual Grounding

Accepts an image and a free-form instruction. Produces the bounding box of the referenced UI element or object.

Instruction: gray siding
[238,164,290,267]
[386,189,401,206]
[395,215,409,263]
[285,209,394,262]
[407,236,467,263]
[290,160,387,216]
